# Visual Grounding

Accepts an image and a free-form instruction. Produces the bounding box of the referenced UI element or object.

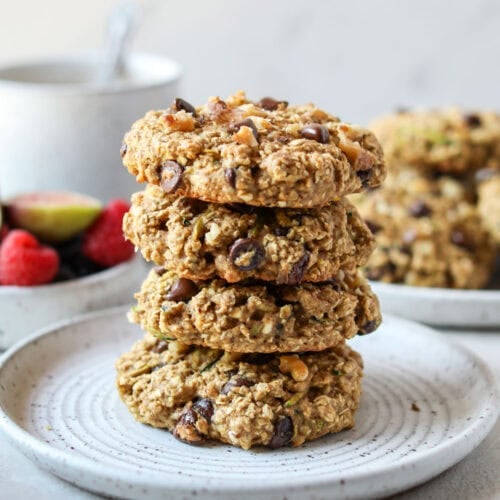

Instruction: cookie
[123,185,375,283]
[129,268,381,353]
[476,169,500,245]
[121,91,386,208]
[116,332,363,450]
[353,169,495,288]
[371,108,500,173]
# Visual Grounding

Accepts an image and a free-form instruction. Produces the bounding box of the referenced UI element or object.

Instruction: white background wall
[1,0,499,124]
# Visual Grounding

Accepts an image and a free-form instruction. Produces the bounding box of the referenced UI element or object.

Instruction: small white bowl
[0,256,145,350]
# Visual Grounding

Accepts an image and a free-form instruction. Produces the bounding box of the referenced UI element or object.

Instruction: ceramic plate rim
[370,280,500,302]
[0,307,498,494]
[370,280,500,327]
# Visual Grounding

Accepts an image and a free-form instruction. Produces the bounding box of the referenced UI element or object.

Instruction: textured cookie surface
[477,169,500,245]
[124,185,375,283]
[371,108,500,173]
[121,91,386,207]
[353,169,495,288]
[116,333,363,450]
[130,268,381,353]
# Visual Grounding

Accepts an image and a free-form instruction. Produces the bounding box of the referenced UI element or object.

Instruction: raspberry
[82,199,134,267]
[0,230,60,286]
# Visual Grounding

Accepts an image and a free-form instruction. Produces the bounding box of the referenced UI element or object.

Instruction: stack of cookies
[115,92,385,449]
[353,108,499,289]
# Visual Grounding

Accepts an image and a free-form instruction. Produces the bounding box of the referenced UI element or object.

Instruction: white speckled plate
[0,307,497,500]
[371,281,500,328]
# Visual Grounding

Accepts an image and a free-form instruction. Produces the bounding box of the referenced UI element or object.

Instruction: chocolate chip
[152,340,169,353]
[356,169,373,187]
[229,238,265,271]
[278,252,311,285]
[120,143,127,158]
[269,416,294,448]
[192,398,214,422]
[359,320,377,335]
[408,200,432,218]
[365,220,382,234]
[174,98,197,116]
[229,118,259,141]
[154,266,167,276]
[273,226,290,237]
[221,377,253,395]
[463,113,482,128]
[180,408,197,426]
[224,168,236,188]
[257,97,288,111]
[225,203,257,214]
[173,399,213,444]
[300,124,330,143]
[166,278,199,301]
[160,161,184,193]
[173,408,203,444]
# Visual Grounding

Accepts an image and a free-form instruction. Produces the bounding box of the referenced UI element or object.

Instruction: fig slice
[6,191,102,243]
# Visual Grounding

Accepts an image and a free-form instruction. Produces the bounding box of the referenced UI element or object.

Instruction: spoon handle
[98,0,139,83]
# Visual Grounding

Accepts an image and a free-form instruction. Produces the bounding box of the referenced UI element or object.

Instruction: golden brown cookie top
[122,91,386,207]
[371,108,500,173]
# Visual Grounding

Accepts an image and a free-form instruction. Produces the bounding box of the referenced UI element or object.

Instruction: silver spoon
[97,0,139,83]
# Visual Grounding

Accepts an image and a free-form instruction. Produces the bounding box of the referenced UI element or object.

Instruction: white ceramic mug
[0,53,181,201]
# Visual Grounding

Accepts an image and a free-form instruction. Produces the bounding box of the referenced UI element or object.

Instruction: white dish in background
[0,257,144,350]
[0,308,497,500]
[0,52,182,201]
[371,281,500,328]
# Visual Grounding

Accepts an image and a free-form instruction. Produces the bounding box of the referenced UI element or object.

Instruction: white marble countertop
[0,328,498,500]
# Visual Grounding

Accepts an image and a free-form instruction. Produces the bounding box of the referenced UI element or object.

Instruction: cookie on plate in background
[370,108,500,174]
[353,168,496,289]
[476,168,500,246]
